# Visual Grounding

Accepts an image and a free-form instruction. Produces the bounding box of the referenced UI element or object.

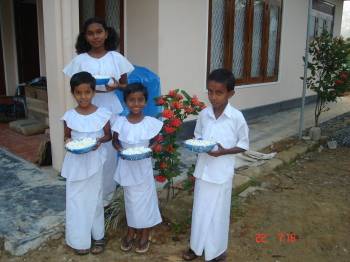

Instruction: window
[309,0,335,39]
[208,0,283,85]
[79,0,124,53]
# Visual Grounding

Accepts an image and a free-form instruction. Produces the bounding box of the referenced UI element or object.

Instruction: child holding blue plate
[63,17,134,207]
[112,83,163,254]
[183,69,249,262]
[61,72,111,255]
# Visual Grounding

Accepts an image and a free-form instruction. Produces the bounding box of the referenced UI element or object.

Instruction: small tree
[304,32,350,127]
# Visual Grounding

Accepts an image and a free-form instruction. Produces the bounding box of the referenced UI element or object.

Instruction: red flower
[171,101,183,110]
[162,109,174,119]
[335,79,344,85]
[166,144,175,153]
[153,144,162,153]
[184,106,194,114]
[159,162,168,169]
[168,90,177,97]
[169,118,182,128]
[176,94,184,100]
[191,95,201,106]
[156,97,166,105]
[164,125,176,134]
[154,134,164,143]
[155,175,167,183]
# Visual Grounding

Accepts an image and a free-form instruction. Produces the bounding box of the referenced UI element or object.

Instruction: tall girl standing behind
[61,72,111,255]
[112,83,163,254]
[63,17,134,206]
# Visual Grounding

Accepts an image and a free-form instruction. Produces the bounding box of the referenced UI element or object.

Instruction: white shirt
[193,103,249,184]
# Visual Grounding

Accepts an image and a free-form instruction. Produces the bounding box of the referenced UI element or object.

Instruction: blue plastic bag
[116,65,162,117]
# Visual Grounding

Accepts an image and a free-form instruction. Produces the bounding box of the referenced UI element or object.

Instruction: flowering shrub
[304,32,350,126]
[153,89,205,193]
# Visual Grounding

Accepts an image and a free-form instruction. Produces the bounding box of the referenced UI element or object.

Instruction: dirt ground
[2,136,350,262]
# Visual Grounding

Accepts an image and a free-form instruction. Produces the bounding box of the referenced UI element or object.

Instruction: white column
[0,0,19,95]
[36,0,46,76]
[42,0,79,170]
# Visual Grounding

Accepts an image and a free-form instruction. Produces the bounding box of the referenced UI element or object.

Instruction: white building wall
[126,0,344,110]
[125,0,159,73]
[158,0,209,103]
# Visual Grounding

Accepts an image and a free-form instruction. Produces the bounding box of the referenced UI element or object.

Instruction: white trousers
[124,177,162,229]
[190,178,233,261]
[65,170,105,249]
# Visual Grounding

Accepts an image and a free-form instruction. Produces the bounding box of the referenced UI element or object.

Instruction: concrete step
[26,97,48,111]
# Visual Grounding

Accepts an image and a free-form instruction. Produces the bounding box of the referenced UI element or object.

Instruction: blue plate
[183,142,216,153]
[120,151,152,161]
[65,144,96,154]
[93,75,110,85]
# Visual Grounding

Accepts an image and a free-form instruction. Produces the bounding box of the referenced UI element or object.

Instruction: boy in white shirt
[183,69,249,262]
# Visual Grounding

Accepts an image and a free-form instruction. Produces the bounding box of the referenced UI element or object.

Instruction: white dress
[63,51,134,206]
[112,116,163,228]
[61,107,112,250]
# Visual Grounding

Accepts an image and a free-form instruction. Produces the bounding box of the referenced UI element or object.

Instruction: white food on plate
[66,137,96,150]
[121,147,152,156]
[184,139,216,147]
[92,74,110,79]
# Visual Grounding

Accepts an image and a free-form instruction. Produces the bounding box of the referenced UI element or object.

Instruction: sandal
[182,248,199,261]
[120,236,134,252]
[74,248,90,256]
[135,239,150,254]
[91,239,105,255]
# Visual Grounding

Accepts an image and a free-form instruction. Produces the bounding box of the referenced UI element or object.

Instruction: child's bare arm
[112,132,123,151]
[207,145,246,157]
[63,121,72,143]
[96,121,112,148]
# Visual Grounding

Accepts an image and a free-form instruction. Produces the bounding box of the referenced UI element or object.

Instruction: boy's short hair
[123,83,148,102]
[70,71,96,93]
[207,68,235,91]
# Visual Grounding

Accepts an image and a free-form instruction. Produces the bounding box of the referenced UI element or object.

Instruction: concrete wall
[158,0,209,102]
[0,0,19,95]
[125,0,159,73]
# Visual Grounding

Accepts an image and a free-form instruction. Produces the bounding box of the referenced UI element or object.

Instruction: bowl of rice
[65,137,97,154]
[183,139,217,153]
[93,75,111,86]
[120,147,152,161]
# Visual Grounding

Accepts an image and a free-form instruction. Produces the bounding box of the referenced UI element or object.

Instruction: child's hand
[105,77,119,92]
[207,143,226,157]
[93,139,102,150]
[64,138,72,144]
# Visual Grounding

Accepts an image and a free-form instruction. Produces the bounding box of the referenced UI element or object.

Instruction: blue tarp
[116,65,162,117]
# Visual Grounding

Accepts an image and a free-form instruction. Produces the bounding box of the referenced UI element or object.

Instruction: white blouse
[63,51,134,116]
[112,116,163,186]
[193,103,249,184]
[61,107,112,182]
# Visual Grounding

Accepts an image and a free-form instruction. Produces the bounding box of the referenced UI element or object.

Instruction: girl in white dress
[112,83,163,254]
[61,72,112,255]
[63,17,134,207]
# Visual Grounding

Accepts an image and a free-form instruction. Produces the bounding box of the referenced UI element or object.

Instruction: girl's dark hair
[70,71,96,93]
[75,17,120,54]
[207,68,235,91]
[123,83,148,102]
